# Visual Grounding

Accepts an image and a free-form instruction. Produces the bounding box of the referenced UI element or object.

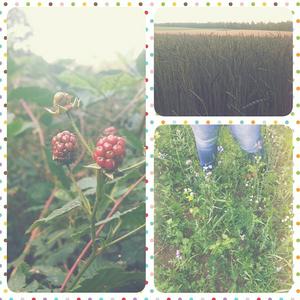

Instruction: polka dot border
[0,0,299,299]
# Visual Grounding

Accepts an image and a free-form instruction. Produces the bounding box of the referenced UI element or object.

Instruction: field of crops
[154,33,292,116]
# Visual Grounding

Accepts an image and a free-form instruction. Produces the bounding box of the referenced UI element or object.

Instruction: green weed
[154,125,292,292]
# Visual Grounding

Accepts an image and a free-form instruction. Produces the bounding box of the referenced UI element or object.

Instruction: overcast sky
[9,8,145,68]
[155,7,291,23]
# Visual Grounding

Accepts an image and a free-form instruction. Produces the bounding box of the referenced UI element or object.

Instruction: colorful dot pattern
[1,0,300,299]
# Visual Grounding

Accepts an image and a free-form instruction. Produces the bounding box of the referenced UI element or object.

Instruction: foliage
[154,33,292,116]
[154,125,292,292]
[8,40,145,291]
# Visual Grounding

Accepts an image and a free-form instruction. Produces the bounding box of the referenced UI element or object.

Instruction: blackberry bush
[9,90,145,293]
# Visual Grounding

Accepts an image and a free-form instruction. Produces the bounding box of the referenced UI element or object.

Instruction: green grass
[154,125,293,292]
[154,34,292,116]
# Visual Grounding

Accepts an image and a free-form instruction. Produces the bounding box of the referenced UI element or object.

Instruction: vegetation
[155,125,292,292]
[156,21,292,31]
[155,33,292,116]
[8,13,146,292]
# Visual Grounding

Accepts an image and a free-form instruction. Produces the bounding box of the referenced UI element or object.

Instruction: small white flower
[276,266,283,272]
[240,234,245,241]
[217,145,224,153]
[185,159,192,165]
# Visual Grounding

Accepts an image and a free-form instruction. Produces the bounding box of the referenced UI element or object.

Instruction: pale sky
[9,8,145,68]
[155,7,291,23]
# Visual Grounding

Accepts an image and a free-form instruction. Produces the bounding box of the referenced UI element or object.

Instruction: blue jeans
[191,125,263,168]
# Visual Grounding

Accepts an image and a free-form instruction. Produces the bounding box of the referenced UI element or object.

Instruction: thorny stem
[20,99,51,178]
[66,111,93,157]
[68,224,145,291]
[67,165,91,216]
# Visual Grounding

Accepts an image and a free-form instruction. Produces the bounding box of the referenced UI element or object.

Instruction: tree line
[156,21,292,31]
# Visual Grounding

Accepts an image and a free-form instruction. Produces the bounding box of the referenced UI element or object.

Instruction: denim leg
[229,125,263,154]
[191,125,220,167]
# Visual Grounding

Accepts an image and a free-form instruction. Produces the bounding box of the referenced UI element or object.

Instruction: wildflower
[240,234,245,241]
[185,159,192,166]
[176,250,182,259]
[217,145,224,153]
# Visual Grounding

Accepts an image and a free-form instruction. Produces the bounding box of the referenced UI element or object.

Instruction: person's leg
[191,125,220,169]
[229,125,263,155]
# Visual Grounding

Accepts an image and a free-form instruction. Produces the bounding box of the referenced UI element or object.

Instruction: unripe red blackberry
[51,131,77,164]
[93,133,126,171]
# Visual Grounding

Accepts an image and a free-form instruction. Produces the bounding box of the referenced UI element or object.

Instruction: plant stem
[60,174,145,292]
[96,223,145,255]
[68,224,145,291]
[67,165,91,216]
[20,99,52,179]
[90,169,106,254]
[66,111,93,157]
[118,159,145,173]
[69,169,106,291]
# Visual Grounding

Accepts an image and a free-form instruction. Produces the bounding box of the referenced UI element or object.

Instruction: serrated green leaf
[58,71,98,94]
[8,263,28,292]
[8,119,33,137]
[98,73,137,93]
[117,204,145,231]
[119,128,144,152]
[120,234,145,267]
[29,265,65,286]
[54,189,73,202]
[72,267,145,292]
[23,280,40,292]
[45,148,70,189]
[8,86,52,105]
[71,205,142,239]
[77,176,96,190]
[26,199,80,233]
